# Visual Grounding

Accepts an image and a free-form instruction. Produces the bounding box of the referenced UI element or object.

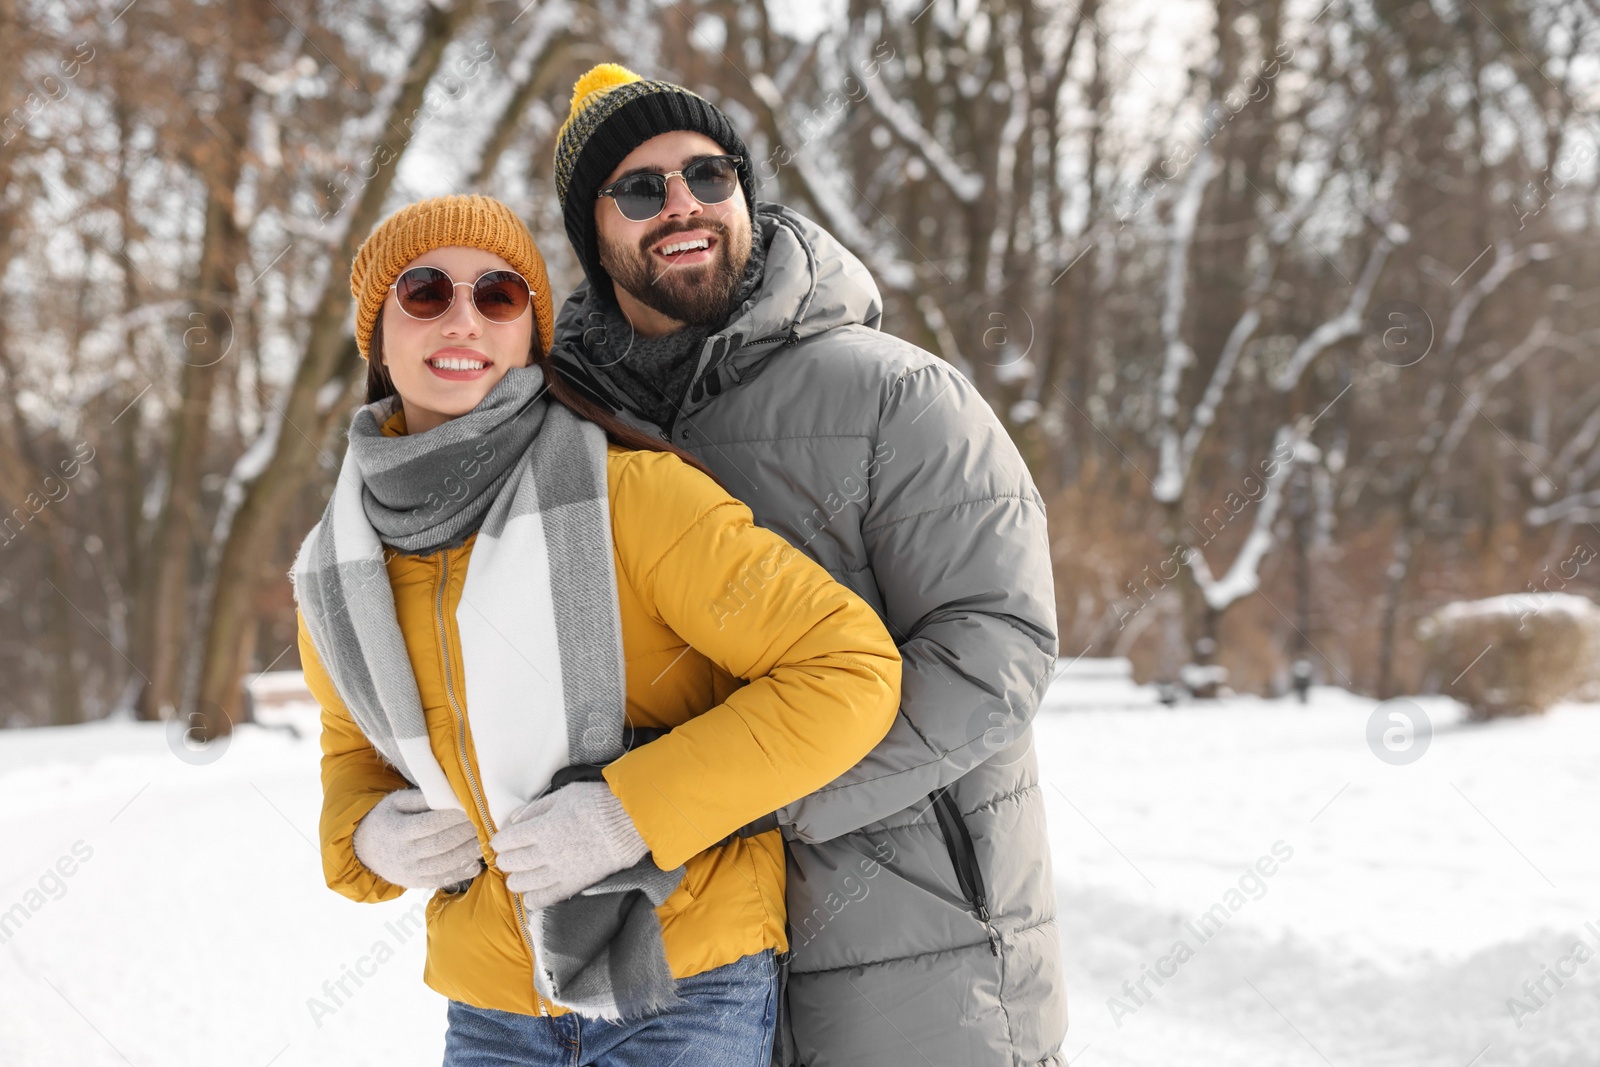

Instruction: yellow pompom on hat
[552,62,755,294]
[349,194,555,361]
[555,63,645,156]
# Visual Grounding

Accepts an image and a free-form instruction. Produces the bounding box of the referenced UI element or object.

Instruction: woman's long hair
[364,308,726,489]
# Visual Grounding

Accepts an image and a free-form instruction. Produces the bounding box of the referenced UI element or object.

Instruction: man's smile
[651,230,718,267]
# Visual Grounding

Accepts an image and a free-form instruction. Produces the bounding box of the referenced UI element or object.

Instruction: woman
[291,194,901,1065]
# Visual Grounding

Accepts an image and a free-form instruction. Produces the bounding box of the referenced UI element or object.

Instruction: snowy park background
[3,665,1598,1065]
[7,0,1600,1064]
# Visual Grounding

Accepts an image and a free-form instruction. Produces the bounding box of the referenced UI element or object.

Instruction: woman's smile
[426,347,494,381]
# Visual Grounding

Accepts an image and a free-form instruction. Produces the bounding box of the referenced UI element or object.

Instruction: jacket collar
[549,203,883,423]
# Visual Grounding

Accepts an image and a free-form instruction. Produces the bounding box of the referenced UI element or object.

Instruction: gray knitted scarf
[290,364,685,1020]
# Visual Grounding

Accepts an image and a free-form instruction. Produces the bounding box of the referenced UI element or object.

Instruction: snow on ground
[1,670,1596,1066]
[1038,676,1600,1067]
[0,704,444,1066]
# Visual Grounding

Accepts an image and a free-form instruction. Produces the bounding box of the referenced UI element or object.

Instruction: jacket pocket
[654,876,696,919]
[929,786,1000,956]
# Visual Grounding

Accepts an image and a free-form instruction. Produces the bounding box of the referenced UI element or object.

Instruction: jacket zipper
[930,786,1000,956]
[660,334,796,439]
[436,550,550,1016]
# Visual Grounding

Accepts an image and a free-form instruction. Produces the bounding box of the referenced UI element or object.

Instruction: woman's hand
[352,788,485,890]
[489,781,650,909]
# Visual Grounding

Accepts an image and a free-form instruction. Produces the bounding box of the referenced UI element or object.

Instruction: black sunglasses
[596,155,744,222]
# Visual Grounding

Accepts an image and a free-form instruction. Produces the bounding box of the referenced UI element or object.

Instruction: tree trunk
[1161,495,1198,688]
[1376,525,1418,699]
[45,535,85,725]
[129,1,258,720]
[1290,463,1313,689]
[129,290,228,720]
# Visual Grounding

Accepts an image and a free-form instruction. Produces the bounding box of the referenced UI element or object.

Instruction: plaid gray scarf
[290,364,686,1020]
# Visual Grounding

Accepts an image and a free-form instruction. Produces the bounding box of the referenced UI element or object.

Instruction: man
[545,63,1066,1066]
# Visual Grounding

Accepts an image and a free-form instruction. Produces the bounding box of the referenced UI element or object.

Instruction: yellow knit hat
[349,194,555,361]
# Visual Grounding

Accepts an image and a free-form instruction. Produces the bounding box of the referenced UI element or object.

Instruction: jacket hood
[549,203,883,421]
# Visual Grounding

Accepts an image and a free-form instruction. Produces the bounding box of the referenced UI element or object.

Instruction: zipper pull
[977,902,999,956]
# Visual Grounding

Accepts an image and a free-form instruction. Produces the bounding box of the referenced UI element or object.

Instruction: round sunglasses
[388,266,533,323]
[596,154,743,222]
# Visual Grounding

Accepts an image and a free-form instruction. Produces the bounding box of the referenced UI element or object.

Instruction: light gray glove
[488,781,650,909]
[352,788,484,890]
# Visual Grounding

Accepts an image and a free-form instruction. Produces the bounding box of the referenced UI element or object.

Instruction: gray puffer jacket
[549,203,1066,1066]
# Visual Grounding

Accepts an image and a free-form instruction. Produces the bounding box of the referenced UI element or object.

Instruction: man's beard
[601,218,751,328]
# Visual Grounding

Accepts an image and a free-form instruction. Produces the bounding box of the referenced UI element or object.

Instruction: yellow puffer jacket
[303,411,901,1017]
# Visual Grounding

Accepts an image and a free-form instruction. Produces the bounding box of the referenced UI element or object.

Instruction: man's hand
[352,788,485,890]
[489,781,650,909]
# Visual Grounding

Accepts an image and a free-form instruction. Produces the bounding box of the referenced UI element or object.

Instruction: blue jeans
[442,948,778,1067]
